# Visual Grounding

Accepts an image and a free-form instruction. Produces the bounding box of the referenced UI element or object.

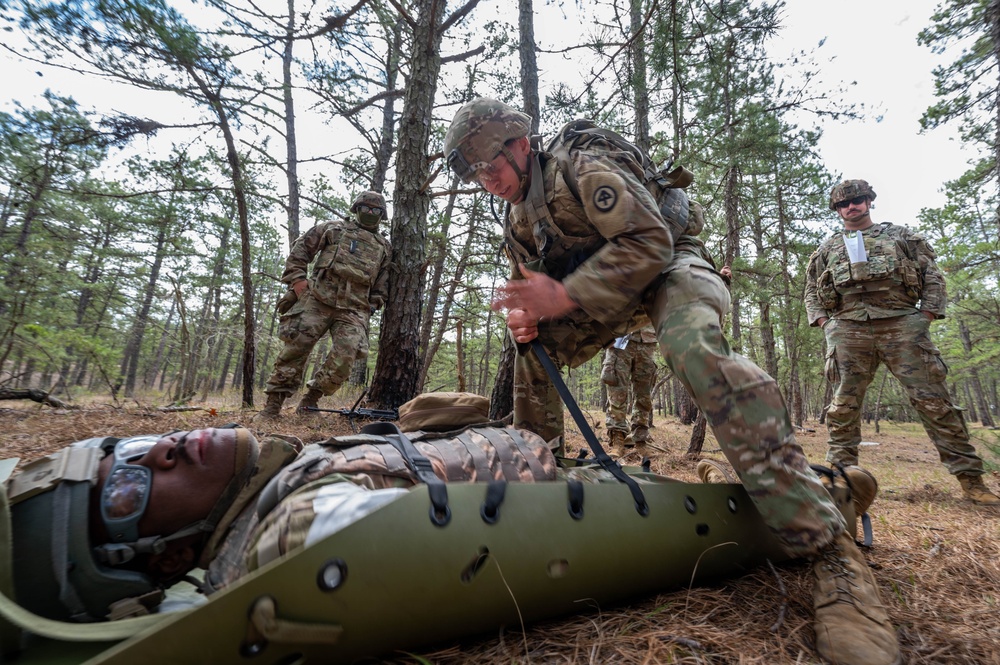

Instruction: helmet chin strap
[499,143,530,200]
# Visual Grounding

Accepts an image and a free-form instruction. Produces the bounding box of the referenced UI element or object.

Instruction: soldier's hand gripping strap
[529,339,649,516]
[360,422,451,526]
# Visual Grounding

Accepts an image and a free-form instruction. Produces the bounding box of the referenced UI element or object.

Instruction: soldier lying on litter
[7,423,679,622]
[3,417,892,664]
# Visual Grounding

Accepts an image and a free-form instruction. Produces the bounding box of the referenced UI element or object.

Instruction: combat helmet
[829,179,876,211]
[444,98,532,183]
[350,191,386,218]
[2,427,263,621]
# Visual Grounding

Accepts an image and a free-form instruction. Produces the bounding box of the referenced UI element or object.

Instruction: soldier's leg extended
[878,313,998,504]
[306,317,369,398]
[602,348,629,446]
[514,320,615,455]
[650,262,844,551]
[266,293,336,398]
[628,342,656,443]
[822,318,879,467]
[649,261,898,665]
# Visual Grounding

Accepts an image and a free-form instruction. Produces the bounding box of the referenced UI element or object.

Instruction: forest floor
[1,393,999,664]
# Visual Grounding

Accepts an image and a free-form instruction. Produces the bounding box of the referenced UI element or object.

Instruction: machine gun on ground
[300,388,397,431]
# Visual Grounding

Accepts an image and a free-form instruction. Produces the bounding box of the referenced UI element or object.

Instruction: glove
[276,290,298,314]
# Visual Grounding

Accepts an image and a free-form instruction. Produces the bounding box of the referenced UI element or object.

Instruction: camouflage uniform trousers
[265,290,369,396]
[514,255,846,557]
[823,311,985,476]
[602,342,656,434]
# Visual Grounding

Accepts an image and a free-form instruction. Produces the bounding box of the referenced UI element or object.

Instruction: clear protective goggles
[446,147,496,184]
[356,204,383,217]
[100,434,162,543]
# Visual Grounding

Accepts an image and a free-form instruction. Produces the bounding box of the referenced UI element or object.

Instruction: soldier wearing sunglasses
[256,190,392,422]
[805,179,999,506]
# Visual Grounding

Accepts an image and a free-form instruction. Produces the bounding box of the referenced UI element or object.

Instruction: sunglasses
[835,195,868,209]
[357,204,383,217]
[100,434,165,543]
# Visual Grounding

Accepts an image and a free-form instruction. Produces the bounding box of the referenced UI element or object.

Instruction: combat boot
[844,465,879,517]
[253,392,287,423]
[696,459,735,484]
[607,429,626,450]
[812,532,900,665]
[296,387,325,415]
[957,473,1000,505]
[630,425,650,446]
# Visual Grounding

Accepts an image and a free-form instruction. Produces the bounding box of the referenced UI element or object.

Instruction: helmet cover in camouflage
[350,191,387,217]
[829,179,876,211]
[444,98,532,182]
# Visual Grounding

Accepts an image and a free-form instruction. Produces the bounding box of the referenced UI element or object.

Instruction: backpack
[397,392,493,432]
[546,119,699,241]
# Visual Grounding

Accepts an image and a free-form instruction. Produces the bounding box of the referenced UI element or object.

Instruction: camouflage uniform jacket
[280,218,391,313]
[803,221,947,326]
[505,144,674,324]
[205,428,557,591]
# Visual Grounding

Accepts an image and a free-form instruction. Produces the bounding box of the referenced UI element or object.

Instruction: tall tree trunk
[368,0,444,409]
[282,0,301,245]
[120,224,169,396]
[959,318,995,426]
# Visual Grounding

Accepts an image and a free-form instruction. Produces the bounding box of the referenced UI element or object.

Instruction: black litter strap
[361,422,451,526]
[567,480,584,520]
[480,480,507,524]
[530,339,649,516]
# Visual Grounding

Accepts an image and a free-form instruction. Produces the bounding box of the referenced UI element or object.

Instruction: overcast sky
[2,0,964,230]
[770,0,965,228]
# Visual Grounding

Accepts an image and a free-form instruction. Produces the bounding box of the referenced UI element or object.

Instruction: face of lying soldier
[91,428,239,545]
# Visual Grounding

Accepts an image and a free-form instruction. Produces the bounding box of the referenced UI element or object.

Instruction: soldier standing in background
[254,192,391,422]
[805,179,999,505]
[601,324,657,449]
[444,98,899,665]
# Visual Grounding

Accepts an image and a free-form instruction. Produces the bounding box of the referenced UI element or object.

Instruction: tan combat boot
[812,532,900,665]
[957,473,1000,505]
[296,387,325,415]
[252,392,287,423]
[696,459,736,484]
[607,429,626,450]
[844,465,879,518]
[629,425,650,446]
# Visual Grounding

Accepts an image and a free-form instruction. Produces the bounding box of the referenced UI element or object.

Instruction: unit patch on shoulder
[593,185,618,212]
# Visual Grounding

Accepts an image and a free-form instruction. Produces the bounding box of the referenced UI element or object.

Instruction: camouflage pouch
[398,392,492,432]
[817,269,839,310]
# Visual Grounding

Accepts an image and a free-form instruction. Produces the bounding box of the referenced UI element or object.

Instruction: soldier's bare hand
[492,264,579,321]
[506,307,539,343]
[292,280,308,297]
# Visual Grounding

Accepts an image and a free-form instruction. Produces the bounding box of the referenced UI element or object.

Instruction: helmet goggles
[100,435,161,543]
[447,146,498,184]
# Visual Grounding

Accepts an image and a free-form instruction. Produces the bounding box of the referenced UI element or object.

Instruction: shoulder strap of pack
[547,120,693,205]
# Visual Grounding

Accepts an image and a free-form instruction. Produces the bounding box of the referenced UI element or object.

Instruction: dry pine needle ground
[1,398,998,665]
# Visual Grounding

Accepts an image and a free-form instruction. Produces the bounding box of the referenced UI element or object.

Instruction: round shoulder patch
[593,185,618,212]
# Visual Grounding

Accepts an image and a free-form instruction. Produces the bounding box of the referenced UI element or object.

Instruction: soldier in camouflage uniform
[805,179,1000,506]
[601,324,657,448]
[443,98,900,665]
[255,192,392,422]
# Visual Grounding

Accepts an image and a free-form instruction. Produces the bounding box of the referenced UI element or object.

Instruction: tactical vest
[817,223,922,308]
[309,222,389,310]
